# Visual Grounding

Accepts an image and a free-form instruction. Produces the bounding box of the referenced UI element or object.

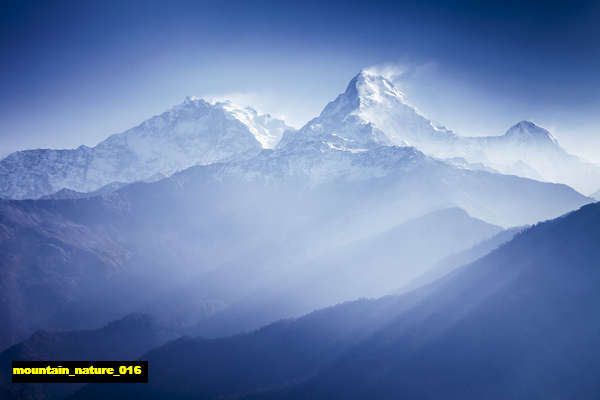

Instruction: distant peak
[514,120,541,130]
[509,120,542,131]
[504,120,558,145]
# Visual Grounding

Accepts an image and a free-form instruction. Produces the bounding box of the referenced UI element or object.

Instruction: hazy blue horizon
[1,0,600,163]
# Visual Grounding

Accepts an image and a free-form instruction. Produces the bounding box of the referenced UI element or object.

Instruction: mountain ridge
[276,70,600,193]
[70,201,600,400]
[0,99,291,199]
[0,141,590,349]
[2,69,599,198]
[0,313,175,400]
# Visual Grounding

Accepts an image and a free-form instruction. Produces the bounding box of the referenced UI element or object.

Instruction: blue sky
[1,0,600,162]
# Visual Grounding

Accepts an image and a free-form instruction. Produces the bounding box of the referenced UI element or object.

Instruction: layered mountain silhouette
[39,181,129,200]
[0,313,172,400]
[0,71,594,350]
[184,207,502,338]
[0,143,590,349]
[1,69,599,400]
[71,201,600,400]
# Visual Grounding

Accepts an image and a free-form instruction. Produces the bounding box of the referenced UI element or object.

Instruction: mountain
[0,313,174,400]
[0,69,593,351]
[0,98,291,199]
[460,121,600,194]
[592,189,600,200]
[206,127,589,228]
[2,69,599,400]
[72,295,425,400]
[399,225,524,293]
[40,181,129,200]
[277,70,456,153]
[71,202,600,399]
[0,197,133,351]
[268,202,600,400]
[3,70,598,200]
[0,144,588,350]
[0,75,592,350]
[2,70,598,200]
[187,207,502,338]
[280,70,600,193]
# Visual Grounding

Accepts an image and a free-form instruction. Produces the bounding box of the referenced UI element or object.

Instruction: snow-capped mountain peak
[0,97,291,199]
[276,70,600,193]
[157,96,291,149]
[2,70,599,200]
[353,69,407,106]
[503,120,559,147]
[319,70,407,120]
[279,70,456,154]
[218,100,290,149]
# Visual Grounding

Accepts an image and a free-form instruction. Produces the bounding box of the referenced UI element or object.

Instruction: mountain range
[0,71,594,351]
[1,70,599,200]
[0,99,290,199]
[184,207,502,339]
[69,201,600,400]
[1,68,599,399]
[2,158,584,349]
[0,313,172,400]
[279,70,600,193]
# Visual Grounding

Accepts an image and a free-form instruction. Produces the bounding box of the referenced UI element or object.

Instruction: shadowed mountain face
[0,198,132,350]
[71,296,427,400]
[0,313,174,400]
[70,202,600,400]
[274,203,600,400]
